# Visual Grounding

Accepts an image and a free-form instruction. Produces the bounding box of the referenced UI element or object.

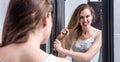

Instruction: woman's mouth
[82,22,88,26]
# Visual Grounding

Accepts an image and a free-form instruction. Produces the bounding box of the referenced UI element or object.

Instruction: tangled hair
[1,0,52,47]
[67,4,95,47]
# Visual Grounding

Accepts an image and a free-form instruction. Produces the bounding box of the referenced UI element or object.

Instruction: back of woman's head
[1,0,52,47]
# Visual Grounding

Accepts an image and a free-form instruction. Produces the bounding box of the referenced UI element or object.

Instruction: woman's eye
[86,15,90,18]
[80,16,84,19]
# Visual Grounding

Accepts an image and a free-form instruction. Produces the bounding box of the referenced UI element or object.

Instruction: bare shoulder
[98,29,102,33]
[0,47,6,55]
[97,29,102,36]
[94,29,102,42]
[0,48,2,56]
[60,58,70,62]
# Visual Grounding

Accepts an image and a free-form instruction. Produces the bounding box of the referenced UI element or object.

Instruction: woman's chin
[82,25,88,28]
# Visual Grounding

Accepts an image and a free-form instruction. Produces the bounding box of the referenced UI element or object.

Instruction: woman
[0,0,70,62]
[54,4,102,62]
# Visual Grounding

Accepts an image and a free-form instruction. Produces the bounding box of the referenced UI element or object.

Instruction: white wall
[114,0,120,62]
[0,0,10,43]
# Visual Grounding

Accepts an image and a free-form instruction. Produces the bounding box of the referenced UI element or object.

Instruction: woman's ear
[42,15,47,27]
[42,12,50,27]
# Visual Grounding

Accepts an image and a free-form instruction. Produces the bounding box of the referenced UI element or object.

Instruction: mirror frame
[102,0,114,62]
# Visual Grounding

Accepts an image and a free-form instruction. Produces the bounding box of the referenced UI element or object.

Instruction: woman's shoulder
[93,27,102,34]
[91,27,102,39]
[0,46,9,55]
[94,28,102,34]
[93,28,102,40]
[96,28,102,32]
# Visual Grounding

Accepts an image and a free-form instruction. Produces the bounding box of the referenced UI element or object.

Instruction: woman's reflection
[54,3,102,62]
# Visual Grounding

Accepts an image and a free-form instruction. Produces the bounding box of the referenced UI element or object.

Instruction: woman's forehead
[80,9,91,16]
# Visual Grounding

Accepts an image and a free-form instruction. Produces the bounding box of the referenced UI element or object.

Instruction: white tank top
[42,54,60,62]
[0,55,60,62]
[0,59,3,62]
[72,29,100,62]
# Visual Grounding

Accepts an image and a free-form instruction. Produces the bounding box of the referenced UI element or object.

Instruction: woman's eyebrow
[79,15,90,18]
[79,16,84,18]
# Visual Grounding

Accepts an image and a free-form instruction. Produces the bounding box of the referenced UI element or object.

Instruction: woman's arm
[55,28,72,57]
[56,28,71,57]
[54,31,102,62]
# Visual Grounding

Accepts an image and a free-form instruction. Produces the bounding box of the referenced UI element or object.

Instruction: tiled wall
[114,0,120,62]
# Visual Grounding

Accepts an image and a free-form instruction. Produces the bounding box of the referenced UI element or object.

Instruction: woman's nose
[83,17,87,22]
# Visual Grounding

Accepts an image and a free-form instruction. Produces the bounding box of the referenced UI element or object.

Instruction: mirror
[65,0,102,62]
[1,0,114,62]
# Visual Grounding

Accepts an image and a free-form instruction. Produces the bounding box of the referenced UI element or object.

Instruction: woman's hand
[54,39,63,53]
[56,28,69,41]
[60,28,69,36]
[54,28,70,54]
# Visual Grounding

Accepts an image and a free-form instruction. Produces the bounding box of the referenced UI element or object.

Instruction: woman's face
[79,8,93,29]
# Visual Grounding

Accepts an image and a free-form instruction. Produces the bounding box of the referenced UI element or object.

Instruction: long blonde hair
[67,3,95,48]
